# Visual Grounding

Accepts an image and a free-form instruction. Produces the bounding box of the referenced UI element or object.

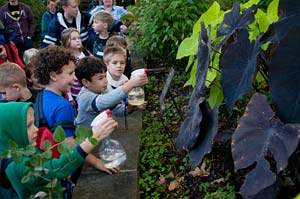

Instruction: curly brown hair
[33,45,76,85]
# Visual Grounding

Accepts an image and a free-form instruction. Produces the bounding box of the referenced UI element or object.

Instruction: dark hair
[76,56,106,84]
[33,45,76,85]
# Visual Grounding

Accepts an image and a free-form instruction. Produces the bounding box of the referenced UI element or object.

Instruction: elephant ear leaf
[220,29,260,112]
[217,3,257,37]
[215,3,257,52]
[189,103,218,169]
[175,23,211,152]
[269,25,300,123]
[232,93,300,198]
[175,97,205,151]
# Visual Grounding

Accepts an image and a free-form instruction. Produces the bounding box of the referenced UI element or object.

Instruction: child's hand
[130,74,148,87]
[92,117,118,141]
[94,158,121,174]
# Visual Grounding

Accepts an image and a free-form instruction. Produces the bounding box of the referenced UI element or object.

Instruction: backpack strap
[36,91,75,132]
[36,91,48,128]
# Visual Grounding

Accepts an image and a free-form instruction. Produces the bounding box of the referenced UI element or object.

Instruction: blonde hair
[23,48,39,65]
[61,28,82,51]
[106,35,127,48]
[0,62,27,89]
[93,11,114,29]
[103,46,126,64]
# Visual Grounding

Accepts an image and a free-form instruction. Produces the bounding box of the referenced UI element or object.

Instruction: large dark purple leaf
[278,0,300,17]
[220,29,261,112]
[175,97,205,151]
[232,93,300,197]
[175,23,212,152]
[189,22,211,106]
[189,104,218,169]
[269,25,300,123]
[240,158,276,197]
[215,3,257,53]
[261,15,300,44]
[217,3,257,37]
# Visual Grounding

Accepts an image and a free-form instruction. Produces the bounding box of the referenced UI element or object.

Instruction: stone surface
[72,110,142,199]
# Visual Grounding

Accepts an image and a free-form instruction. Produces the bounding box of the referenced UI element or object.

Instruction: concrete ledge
[72,110,142,199]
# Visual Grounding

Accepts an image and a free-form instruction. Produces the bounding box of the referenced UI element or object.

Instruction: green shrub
[126,0,245,68]
[127,0,205,67]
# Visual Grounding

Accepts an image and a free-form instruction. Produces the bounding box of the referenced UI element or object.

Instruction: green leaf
[267,0,279,23]
[43,140,51,150]
[57,142,72,155]
[21,171,32,184]
[242,0,259,9]
[205,68,217,87]
[256,9,269,32]
[41,151,52,159]
[8,140,18,151]
[53,126,66,143]
[176,33,198,59]
[185,55,195,72]
[88,137,98,146]
[208,81,223,108]
[24,145,36,156]
[193,1,221,34]
[29,155,40,167]
[184,60,197,87]
[75,125,87,143]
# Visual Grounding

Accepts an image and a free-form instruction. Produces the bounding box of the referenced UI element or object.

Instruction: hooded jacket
[0,102,86,199]
[0,3,35,42]
[41,11,92,48]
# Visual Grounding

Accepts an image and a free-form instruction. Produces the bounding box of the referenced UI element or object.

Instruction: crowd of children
[0,0,147,198]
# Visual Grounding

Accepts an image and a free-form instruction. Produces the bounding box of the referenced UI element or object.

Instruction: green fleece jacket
[0,102,85,199]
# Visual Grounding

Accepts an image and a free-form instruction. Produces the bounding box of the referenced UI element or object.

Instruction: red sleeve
[5,42,25,70]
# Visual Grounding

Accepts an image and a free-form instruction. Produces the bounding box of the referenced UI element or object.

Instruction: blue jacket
[40,10,55,40]
[41,11,92,48]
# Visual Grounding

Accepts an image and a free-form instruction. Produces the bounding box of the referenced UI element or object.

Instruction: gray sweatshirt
[76,86,126,129]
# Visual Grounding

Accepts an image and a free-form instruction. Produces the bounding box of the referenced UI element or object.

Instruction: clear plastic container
[99,138,127,168]
[128,87,145,106]
[128,68,148,106]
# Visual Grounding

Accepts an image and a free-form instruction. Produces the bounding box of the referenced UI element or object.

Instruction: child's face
[85,72,108,93]
[27,107,38,146]
[51,61,76,95]
[106,54,126,80]
[92,18,107,33]
[69,31,82,50]
[0,84,22,101]
[48,1,56,14]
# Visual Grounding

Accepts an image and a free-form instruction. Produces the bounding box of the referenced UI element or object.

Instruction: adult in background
[0,0,35,58]
[89,0,129,34]
[41,0,92,48]
[90,0,128,21]
[41,0,56,40]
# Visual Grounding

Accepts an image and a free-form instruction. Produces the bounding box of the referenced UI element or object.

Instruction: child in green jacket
[0,102,117,199]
